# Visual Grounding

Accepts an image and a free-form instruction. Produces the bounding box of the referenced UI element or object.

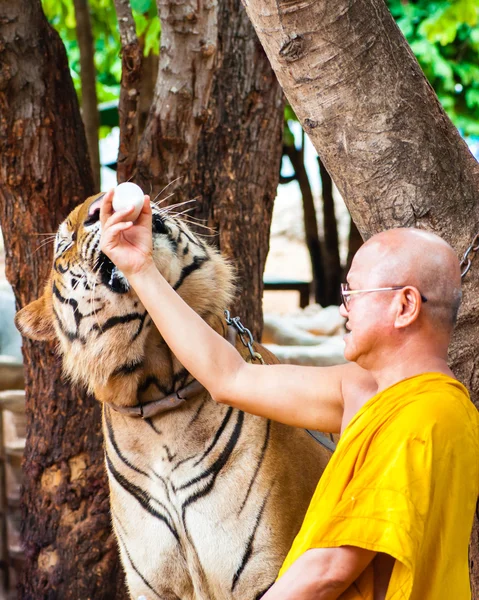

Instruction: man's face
[340,243,396,367]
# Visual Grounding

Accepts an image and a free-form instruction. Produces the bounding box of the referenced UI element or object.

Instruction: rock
[265,337,347,367]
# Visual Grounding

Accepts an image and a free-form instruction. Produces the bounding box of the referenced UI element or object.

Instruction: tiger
[15,192,331,600]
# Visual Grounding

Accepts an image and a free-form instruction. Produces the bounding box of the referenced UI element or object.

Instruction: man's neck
[366,339,453,393]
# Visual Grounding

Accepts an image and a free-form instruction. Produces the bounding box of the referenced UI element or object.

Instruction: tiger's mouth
[96,252,130,294]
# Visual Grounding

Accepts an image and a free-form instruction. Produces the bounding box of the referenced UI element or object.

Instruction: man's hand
[99,189,154,278]
[262,546,376,600]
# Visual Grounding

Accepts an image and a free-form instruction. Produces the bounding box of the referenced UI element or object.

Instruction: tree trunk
[136,0,284,338]
[241,0,479,592]
[318,158,341,305]
[114,0,143,183]
[73,0,101,191]
[346,218,363,275]
[0,2,126,598]
[284,143,326,306]
[138,51,159,136]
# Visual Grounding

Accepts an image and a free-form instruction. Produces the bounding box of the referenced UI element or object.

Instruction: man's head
[340,228,462,369]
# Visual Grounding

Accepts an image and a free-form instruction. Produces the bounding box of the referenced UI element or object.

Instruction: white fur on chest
[104,402,282,600]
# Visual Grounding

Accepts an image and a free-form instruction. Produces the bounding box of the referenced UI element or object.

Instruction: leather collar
[106,325,238,419]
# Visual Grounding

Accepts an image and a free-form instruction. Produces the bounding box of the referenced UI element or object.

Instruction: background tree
[241,0,479,594]
[0,2,127,598]
[279,0,479,306]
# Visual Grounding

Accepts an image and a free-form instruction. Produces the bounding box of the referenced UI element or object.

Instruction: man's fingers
[103,206,136,230]
[100,189,115,228]
[136,195,152,227]
[100,221,134,250]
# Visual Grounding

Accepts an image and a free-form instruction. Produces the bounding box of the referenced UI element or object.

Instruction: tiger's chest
[103,400,279,600]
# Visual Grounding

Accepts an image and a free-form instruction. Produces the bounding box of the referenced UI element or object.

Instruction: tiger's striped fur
[16,193,330,599]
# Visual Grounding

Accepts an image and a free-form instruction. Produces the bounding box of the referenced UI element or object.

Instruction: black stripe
[54,259,70,274]
[91,311,146,335]
[53,307,85,343]
[111,359,144,377]
[132,313,148,341]
[53,279,110,341]
[139,375,169,396]
[176,224,205,250]
[163,445,176,462]
[180,411,244,518]
[239,420,271,512]
[188,398,207,425]
[105,408,150,478]
[83,230,97,260]
[168,233,179,255]
[113,515,163,600]
[180,409,241,490]
[232,489,270,591]
[193,407,233,467]
[144,418,162,435]
[105,453,180,542]
[173,255,208,291]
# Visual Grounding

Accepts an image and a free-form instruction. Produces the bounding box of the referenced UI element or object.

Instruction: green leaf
[130,0,152,13]
[144,17,161,56]
[133,13,149,38]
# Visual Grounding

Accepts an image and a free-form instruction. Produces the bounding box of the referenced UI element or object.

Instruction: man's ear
[15,293,56,342]
[394,286,421,329]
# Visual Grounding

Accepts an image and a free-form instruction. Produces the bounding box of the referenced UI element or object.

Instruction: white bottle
[112,182,145,222]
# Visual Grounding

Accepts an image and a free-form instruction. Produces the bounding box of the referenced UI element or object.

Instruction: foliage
[42,0,159,106]
[42,0,479,137]
[388,0,479,136]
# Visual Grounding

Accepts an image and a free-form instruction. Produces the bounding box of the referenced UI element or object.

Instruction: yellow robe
[279,373,479,599]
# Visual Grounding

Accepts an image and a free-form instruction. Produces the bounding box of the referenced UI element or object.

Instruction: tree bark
[241,0,479,592]
[284,143,326,306]
[0,2,126,598]
[318,158,341,305]
[114,0,143,183]
[73,0,101,191]
[136,0,284,338]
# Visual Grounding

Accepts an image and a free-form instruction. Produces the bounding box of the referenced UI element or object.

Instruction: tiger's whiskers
[152,176,183,205]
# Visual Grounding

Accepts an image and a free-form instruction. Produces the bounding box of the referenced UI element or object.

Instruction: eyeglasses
[340,283,428,310]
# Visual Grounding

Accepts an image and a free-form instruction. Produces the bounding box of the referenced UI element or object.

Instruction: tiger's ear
[15,294,56,342]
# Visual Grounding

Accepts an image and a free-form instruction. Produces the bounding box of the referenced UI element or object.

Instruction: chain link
[224,310,265,365]
[460,233,479,278]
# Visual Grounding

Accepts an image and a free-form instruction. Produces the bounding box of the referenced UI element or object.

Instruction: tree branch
[73,0,101,190]
[114,0,143,183]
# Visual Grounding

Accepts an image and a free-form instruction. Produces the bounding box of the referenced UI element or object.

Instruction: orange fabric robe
[278,373,479,599]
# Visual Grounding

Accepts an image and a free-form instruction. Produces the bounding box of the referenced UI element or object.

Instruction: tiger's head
[15,193,234,401]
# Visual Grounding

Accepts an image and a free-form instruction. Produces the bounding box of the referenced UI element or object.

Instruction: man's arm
[262,546,376,599]
[129,263,348,431]
[100,191,371,432]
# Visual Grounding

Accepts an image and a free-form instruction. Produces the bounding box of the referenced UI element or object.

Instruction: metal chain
[224,310,265,365]
[460,233,479,278]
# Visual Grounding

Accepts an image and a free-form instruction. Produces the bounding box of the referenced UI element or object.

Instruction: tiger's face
[15,193,234,396]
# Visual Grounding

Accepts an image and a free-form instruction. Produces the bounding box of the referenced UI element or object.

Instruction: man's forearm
[128,262,244,399]
[262,547,376,600]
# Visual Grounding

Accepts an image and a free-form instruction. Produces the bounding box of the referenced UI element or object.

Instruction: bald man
[100,191,479,600]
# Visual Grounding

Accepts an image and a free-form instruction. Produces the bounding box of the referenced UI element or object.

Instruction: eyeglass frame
[340,283,428,310]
